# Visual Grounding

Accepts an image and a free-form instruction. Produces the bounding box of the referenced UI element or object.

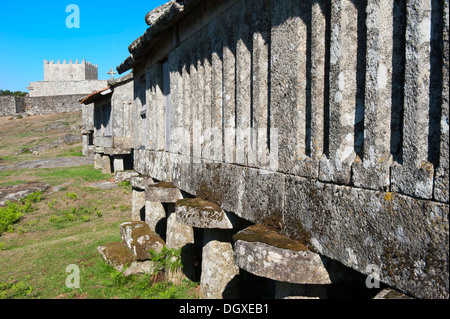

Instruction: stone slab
[145,181,183,203]
[120,221,165,261]
[176,198,234,229]
[233,224,355,285]
[114,170,140,183]
[130,175,154,191]
[97,242,136,272]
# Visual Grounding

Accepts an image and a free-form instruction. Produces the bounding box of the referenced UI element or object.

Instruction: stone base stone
[114,170,139,183]
[97,242,157,277]
[94,153,103,170]
[145,201,167,236]
[200,230,240,299]
[97,242,136,272]
[102,155,112,174]
[120,221,165,261]
[166,208,195,283]
[113,155,124,172]
[131,189,146,222]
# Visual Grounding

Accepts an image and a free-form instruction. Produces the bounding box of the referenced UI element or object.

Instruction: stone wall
[0,94,86,116]
[0,96,22,116]
[118,0,448,299]
[28,80,108,97]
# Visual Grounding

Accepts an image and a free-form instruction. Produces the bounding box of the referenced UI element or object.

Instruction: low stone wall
[0,96,24,116]
[28,80,107,97]
[0,94,86,116]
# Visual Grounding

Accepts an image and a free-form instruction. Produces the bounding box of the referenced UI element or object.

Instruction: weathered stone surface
[130,175,154,191]
[102,155,112,175]
[176,198,234,229]
[200,236,240,299]
[0,182,50,207]
[166,208,196,282]
[114,170,139,183]
[64,134,82,145]
[120,221,165,261]
[97,242,136,272]
[131,189,146,222]
[200,229,239,299]
[94,153,103,170]
[283,175,449,299]
[233,225,355,284]
[145,201,166,235]
[373,288,412,299]
[113,155,124,172]
[146,181,182,203]
[122,260,157,277]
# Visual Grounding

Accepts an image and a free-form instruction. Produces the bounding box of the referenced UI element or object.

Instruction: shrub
[0,191,42,235]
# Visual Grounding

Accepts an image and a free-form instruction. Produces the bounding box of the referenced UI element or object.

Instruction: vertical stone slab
[131,189,146,222]
[145,201,167,236]
[319,0,358,184]
[102,155,112,174]
[434,1,449,203]
[209,14,224,163]
[168,47,183,155]
[391,0,434,199]
[352,0,393,191]
[113,155,125,172]
[189,41,201,163]
[250,0,270,169]
[309,1,327,177]
[235,0,251,166]
[200,230,240,299]
[202,28,213,161]
[181,45,192,158]
[94,153,103,170]
[166,206,196,283]
[222,4,238,165]
[270,0,313,177]
[146,66,156,150]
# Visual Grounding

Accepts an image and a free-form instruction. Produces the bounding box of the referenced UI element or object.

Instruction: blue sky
[0,0,167,92]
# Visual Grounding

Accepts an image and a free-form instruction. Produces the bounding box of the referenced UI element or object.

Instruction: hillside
[0,112,198,299]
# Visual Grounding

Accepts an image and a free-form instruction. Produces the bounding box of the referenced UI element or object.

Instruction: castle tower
[43,59,99,81]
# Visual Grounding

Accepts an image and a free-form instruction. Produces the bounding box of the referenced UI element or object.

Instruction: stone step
[145,181,183,203]
[130,175,154,191]
[175,198,234,229]
[97,242,136,272]
[97,242,157,277]
[233,224,356,285]
[120,221,165,261]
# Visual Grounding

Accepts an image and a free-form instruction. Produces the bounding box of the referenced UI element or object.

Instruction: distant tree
[0,90,28,97]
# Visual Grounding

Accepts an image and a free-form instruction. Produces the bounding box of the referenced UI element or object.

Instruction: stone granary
[94,0,448,299]
[81,73,135,179]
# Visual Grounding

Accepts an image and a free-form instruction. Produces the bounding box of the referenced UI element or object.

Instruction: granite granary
[83,0,449,299]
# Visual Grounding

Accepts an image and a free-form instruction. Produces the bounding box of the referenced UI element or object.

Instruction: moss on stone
[233,224,310,252]
[176,197,222,213]
[148,181,177,189]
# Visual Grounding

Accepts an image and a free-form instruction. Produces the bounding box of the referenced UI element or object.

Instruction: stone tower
[43,59,98,81]
[27,59,107,97]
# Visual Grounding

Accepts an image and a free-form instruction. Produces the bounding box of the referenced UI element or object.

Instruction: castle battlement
[43,59,99,81]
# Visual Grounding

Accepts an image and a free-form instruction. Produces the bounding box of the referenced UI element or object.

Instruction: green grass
[35,166,111,185]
